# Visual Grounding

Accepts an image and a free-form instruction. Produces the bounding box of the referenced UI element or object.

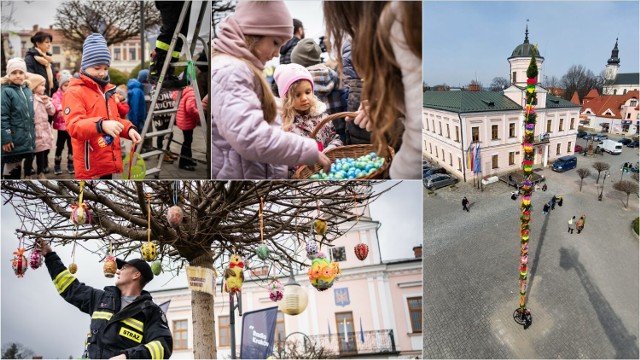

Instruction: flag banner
[240,306,279,359]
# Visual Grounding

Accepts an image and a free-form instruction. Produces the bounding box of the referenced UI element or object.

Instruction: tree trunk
[596,172,601,184]
[190,252,217,359]
[626,194,630,208]
[580,178,584,191]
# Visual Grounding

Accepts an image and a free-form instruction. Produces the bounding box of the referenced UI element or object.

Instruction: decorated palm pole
[514,47,538,327]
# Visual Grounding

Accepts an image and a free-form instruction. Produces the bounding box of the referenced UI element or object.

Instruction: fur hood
[1,76,30,87]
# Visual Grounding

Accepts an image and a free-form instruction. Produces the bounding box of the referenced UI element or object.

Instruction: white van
[597,139,623,154]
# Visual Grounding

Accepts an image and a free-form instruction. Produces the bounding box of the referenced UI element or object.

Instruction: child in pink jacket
[28,73,55,179]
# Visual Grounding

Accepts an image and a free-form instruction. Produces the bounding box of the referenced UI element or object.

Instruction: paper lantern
[269,279,284,302]
[103,255,117,278]
[29,249,43,269]
[141,242,157,262]
[69,263,78,274]
[256,244,269,260]
[12,248,28,278]
[166,205,184,227]
[354,243,369,261]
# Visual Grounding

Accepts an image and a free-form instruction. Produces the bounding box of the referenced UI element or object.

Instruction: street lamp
[599,170,609,201]
[278,261,308,316]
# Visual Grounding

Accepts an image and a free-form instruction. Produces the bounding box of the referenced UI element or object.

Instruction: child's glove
[317,141,324,152]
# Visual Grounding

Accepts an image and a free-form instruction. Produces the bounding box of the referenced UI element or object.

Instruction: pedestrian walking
[576,214,586,234]
[542,183,547,192]
[36,239,173,359]
[462,196,470,212]
[557,196,563,207]
[568,216,575,234]
[551,195,557,210]
[543,202,550,215]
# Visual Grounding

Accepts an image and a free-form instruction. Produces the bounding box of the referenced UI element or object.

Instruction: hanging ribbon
[127,146,135,180]
[147,193,152,244]
[353,195,361,244]
[260,197,264,244]
[173,181,179,206]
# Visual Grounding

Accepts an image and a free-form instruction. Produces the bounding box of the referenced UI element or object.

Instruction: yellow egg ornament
[313,219,327,235]
[68,263,78,274]
[141,242,157,262]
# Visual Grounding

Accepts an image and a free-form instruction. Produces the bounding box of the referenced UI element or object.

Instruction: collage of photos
[0,0,638,359]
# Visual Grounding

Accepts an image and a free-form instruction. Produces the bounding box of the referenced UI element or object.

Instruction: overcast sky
[424,1,640,87]
[0,180,420,358]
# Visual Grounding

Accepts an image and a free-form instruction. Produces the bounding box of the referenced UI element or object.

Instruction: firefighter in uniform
[37,240,173,359]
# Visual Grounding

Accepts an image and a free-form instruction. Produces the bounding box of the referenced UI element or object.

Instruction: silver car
[423,174,458,190]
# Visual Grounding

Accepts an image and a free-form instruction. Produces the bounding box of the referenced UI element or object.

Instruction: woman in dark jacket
[24,31,58,173]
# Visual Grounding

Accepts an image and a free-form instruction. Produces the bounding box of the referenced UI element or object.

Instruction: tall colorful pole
[514,47,538,328]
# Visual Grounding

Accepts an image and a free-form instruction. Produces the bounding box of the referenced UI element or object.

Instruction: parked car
[552,155,578,172]
[423,167,447,178]
[594,134,608,141]
[423,174,458,190]
[574,144,583,152]
[627,140,639,148]
[618,138,632,145]
[583,133,595,141]
[596,139,623,154]
[576,131,587,138]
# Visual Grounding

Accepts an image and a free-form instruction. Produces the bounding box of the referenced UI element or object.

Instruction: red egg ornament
[71,203,91,225]
[29,249,43,269]
[166,205,184,227]
[12,248,28,278]
[354,243,369,261]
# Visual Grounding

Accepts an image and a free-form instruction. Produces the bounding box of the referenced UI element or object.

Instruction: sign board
[185,266,216,295]
[334,288,350,307]
[240,306,278,359]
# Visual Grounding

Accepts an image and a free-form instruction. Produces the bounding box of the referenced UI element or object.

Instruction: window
[546,119,552,133]
[407,297,422,333]
[429,143,432,154]
[441,149,444,161]
[331,246,347,262]
[218,316,230,347]
[509,152,515,165]
[425,119,429,131]
[435,146,438,157]
[446,124,450,139]
[438,122,442,136]
[567,142,572,153]
[556,143,561,155]
[432,120,435,133]
[491,125,498,140]
[627,113,631,119]
[52,45,61,55]
[509,123,516,138]
[458,158,462,171]
[512,71,517,83]
[472,127,479,142]
[613,89,617,95]
[630,100,638,107]
[449,153,453,166]
[570,118,575,130]
[492,155,498,169]
[173,320,188,350]
[559,119,564,131]
[114,48,121,61]
[455,126,459,142]
[128,47,137,61]
[275,311,286,344]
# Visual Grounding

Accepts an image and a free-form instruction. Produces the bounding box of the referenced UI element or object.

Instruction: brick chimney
[412,245,422,258]
[468,83,481,92]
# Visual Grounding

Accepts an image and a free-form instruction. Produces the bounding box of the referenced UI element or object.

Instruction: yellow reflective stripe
[155,40,170,51]
[121,318,144,332]
[91,311,113,321]
[53,270,76,294]
[171,51,181,58]
[119,327,143,343]
[144,340,164,359]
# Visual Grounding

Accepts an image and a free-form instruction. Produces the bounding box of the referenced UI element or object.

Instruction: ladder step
[146,167,161,176]
[140,150,164,159]
[152,108,179,116]
[145,129,174,138]
[172,61,208,67]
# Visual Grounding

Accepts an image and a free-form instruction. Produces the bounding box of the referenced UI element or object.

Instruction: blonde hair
[281,79,317,131]
[323,1,421,154]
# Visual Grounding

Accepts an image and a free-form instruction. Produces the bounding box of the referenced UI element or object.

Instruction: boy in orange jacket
[63,33,141,179]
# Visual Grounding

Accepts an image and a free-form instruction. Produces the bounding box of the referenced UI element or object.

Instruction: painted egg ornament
[71,205,89,225]
[354,243,369,261]
[68,263,78,274]
[269,279,284,302]
[305,240,318,259]
[166,205,184,227]
[307,255,339,291]
[313,219,327,235]
[103,255,117,278]
[12,248,28,278]
[29,249,43,269]
[152,260,162,276]
[141,242,157,262]
[256,244,270,260]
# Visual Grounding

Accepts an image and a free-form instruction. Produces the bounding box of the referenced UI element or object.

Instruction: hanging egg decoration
[223,253,245,294]
[152,260,162,276]
[166,205,184,227]
[103,255,117,278]
[307,254,340,291]
[12,248,28,278]
[313,219,327,235]
[68,263,78,274]
[71,203,90,225]
[29,248,43,269]
[305,239,318,260]
[354,243,369,261]
[269,279,284,302]
[141,242,157,262]
[256,244,270,260]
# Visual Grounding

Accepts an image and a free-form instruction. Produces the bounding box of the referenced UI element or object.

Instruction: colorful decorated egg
[141,242,157,262]
[152,260,162,276]
[29,249,43,269]
[166,205,184,227]
[354,243,369,261]
[269,279,284,302]
[103,255,117,278]
[12,248,28,278]
[305,240,318,260]
[68,263,78,274]
[71,205,89,225]
[314,219,327,235]
[256,244,269,260]
[307,255,340,291]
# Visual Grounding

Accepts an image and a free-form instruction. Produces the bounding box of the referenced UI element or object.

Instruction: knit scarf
[32,47,54,96]
[213,16,264,71]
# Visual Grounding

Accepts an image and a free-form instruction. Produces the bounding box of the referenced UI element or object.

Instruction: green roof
[613,73,639,85]
[546,94,582,109]
[423,91,522,113]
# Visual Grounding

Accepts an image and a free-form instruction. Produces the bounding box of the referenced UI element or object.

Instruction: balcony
[273,329,399,358]
[532,133,550,145]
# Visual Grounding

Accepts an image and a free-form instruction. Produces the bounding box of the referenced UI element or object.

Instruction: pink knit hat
[235,1,293,42]
[27,73,46,91]
[274,63,314,99]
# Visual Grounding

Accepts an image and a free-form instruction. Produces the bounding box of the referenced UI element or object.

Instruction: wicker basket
[292,112,394,179]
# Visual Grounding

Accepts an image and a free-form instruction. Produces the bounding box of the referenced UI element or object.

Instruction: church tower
[605,38,620,82]
[507,23,544,87]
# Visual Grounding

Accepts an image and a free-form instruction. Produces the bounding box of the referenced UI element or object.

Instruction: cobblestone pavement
[423,139,639,358]
[39,125,209,180]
